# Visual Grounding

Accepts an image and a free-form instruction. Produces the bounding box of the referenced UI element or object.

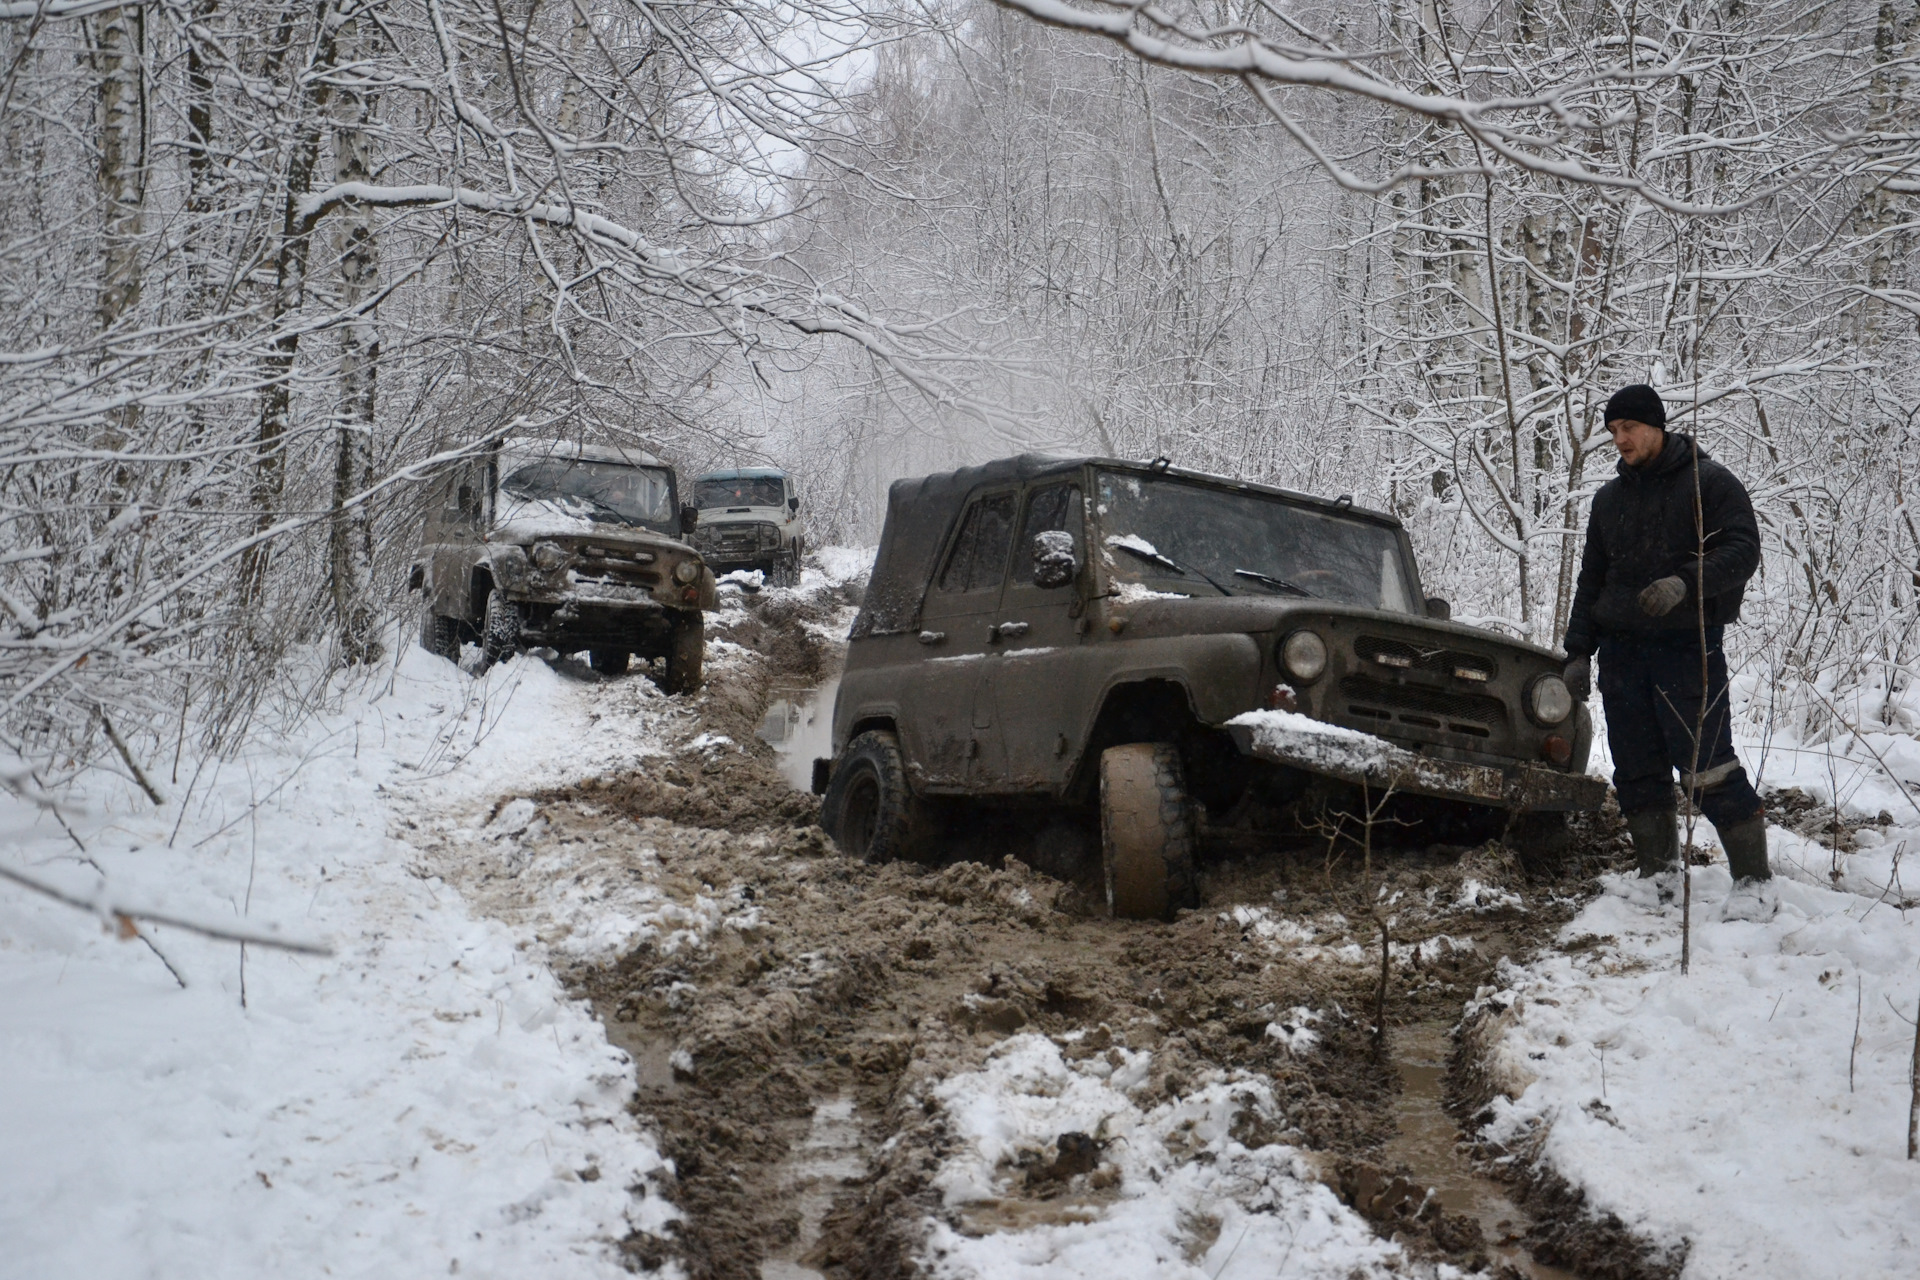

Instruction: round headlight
[673,559,700,585]
[1279,630,1328,682]
[530,541,570,571]
[1529,674,1573,726]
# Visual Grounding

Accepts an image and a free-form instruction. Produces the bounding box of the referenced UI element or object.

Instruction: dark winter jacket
[1562,434,1760,658]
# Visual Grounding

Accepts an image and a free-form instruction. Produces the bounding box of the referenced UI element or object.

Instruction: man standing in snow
[1560,384,1771,905]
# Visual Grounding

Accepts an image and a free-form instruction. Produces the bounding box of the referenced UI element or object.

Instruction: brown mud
[410,570,1688,1280]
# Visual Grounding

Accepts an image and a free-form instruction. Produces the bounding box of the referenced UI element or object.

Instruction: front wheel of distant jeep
[589,648,630,677]
[658,612,703,694]
[769,556,801,588]
[419,607,460,663]
[1100,742,1198,921]
[823,730,926,864]
[477,593,521,673]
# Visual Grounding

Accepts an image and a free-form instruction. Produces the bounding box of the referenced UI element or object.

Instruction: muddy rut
[410,574,1682,1280]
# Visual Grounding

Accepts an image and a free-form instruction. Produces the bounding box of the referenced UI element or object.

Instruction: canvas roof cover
[851,454,1083,638]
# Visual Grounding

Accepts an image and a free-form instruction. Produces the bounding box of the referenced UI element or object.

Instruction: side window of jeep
[938,492,1016,594]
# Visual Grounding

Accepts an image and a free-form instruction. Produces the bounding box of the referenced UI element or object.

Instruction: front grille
[1355,635,1496,682]
[571,548,660,588]
[697,520,777,557]
[1339,675,1505,739]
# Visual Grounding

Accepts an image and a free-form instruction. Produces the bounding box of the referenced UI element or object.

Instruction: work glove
[1637,575,1688,617]
[1563,654,1591,701]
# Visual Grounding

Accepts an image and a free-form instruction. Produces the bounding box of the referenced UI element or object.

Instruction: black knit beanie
[1605,384,1666,431]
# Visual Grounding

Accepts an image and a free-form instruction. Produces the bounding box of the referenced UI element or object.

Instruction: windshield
[695,476,784,509]
[499,458,675,528]
[1094,470,1417,613]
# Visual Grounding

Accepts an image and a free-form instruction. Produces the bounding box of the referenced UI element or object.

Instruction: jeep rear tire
[1100,743,1198,921]
[589,649,630,677]
[419,607,460,663]
[658,612,703,694]
[823,730,926,864]
[478,593,521,672]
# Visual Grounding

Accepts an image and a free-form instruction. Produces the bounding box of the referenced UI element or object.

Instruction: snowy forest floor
[4,554,1919,1280]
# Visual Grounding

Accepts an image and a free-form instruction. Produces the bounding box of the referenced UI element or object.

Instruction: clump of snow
[1454,878,1523,912]
[1264,1007,1322,1056]
[717,568,765,592]
[1227,708,1396,775]
[920,1034,1411,1278]
[0,636,678,1278]
[1480,852,1920,1277]
[1112,581,1190,602]
[1103,532,1161,557]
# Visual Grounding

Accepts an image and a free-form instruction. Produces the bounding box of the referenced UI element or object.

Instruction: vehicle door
[899,488,1018,791]
[982,479,1091,793]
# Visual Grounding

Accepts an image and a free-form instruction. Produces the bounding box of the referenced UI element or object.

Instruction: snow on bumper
[1224,709,1606,812]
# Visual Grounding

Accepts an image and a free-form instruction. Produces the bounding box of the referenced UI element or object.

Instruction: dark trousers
[1598,626,1763,827]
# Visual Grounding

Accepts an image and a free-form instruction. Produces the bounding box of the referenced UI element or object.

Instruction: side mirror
[680,504,699,535]
[1031,531,1079,589]
[1426,596,1451,621]
[788,495,800,513]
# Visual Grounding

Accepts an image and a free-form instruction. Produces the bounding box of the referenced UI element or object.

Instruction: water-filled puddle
[1382,1022,1577,1280]
[760,1094,866,1280]
[759,676,839,792]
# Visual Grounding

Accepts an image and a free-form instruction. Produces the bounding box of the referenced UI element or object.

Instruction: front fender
[1090,632,1265,727]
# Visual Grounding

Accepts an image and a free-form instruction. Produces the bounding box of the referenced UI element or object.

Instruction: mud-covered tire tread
[769,556,801,588]
[419,607,460,662]
[589,648,630,676]
[659,611,704,694]
[822,730,928,864]
[478,593,520,672]
[1100,742,1198,920]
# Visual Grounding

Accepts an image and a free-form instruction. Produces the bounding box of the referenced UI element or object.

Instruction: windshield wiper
[1233,568,1314,598]
[1110,541,1232,596]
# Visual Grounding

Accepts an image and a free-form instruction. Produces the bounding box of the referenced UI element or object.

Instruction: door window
[1013,483,1084,583]
[938,493,1016,594]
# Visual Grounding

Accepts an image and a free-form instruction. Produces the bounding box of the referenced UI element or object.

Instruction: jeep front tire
[419,606,460,663]
[1099,742,1198,920]
[659,612,703,694]
[478,593,521,672]
[823,730,926,864]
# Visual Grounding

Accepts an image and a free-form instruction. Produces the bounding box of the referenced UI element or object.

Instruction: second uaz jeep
[408,439,717,689]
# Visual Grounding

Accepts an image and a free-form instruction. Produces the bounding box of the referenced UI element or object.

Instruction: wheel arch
[1068,677,1247,813]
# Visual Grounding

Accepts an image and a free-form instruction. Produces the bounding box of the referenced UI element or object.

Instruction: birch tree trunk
[327,3,379,663]
[92,5,143,339]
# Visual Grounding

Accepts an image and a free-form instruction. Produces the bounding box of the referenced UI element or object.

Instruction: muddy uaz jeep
[816,455,1604,918]
[409,440,717,688]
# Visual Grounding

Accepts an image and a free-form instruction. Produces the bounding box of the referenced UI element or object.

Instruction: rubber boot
[1717,814,1772,883]
[1625,807,1679,878]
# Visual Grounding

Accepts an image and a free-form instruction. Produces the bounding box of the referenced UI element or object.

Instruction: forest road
[405,570,1677,1280]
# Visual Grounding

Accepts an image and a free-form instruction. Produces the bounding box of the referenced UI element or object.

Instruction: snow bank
[0,640,677,1279]
[920,1034,1415,1279]
[1481,845,1920,1278]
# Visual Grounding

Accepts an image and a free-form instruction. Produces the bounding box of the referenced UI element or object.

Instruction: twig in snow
[1851,974,1863,1093]
[1209,1224,1251,1279]
[98,709,164,806]
[0,861,333,955]
[1909,988,1919,1160]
